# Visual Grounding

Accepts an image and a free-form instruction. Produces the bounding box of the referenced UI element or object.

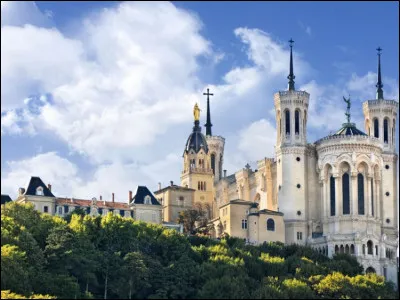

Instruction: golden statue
[193,103,201,121]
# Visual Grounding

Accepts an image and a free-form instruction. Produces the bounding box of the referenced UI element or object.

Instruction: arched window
[200,182,203,191]
[295,110,300,134]
[285,110,290,135]
[350,244,355,254]
[362,244,366,254]
[342,173,350,215]
[36,186,44,196]
[267,219,275,231]
[335,245,339,254]
[367,240,373,255]
[198,182,201,190]
[373,118,379,138]
[211,154,216,174]
[371,178,374,216]
[357,173,364,215]
[345,245,350,254]
[330,175,336,216]
[383,118,389,143]
[204,182,206,191]
[340,245,344,253]
[144,195,151,205]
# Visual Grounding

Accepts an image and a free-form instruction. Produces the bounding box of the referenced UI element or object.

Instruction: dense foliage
[1,202,397,299]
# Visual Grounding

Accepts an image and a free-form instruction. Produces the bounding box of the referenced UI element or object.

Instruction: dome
[184,120,209,153]
[331,122,367,137]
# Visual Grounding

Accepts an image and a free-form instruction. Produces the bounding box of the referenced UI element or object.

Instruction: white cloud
[237,119,277,161]
[1,1,52,27]
[1,152,81,198]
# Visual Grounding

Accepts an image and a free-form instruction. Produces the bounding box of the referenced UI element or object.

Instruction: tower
[203,88,225,183]
[274,39,310,245]
[362,47,398,237]
[181,103,215,217]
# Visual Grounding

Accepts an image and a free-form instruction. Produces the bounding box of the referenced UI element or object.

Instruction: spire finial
[203,88,214,136]
[376,47,384,100]
[343,95,351,123]
[287,39,295,91]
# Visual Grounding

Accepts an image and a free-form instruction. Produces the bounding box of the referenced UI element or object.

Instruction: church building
[164,42,398,286]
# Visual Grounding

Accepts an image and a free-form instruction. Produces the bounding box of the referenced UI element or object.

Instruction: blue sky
[1,1,399,201]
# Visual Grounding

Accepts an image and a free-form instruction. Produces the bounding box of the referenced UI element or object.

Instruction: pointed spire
[376,47,384,100]
[287,39,295,91]
[203,88,214,136]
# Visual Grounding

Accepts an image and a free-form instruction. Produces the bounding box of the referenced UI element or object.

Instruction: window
[373,118,379,138]
[367,240,373,255]
[36,187,44,196]
[144,195,151,205]
[330,175,336,216]
[98,208,103,215]
[86,206,91,214]
[350,244,355,254]
[383,267,387,279]
[383,118,388,143]
[120,210,125,217]
[295,110,300,134]
[64,205,69,214]
[179,196,184,207]
[371,178,374,216]
[375,245,378,256]
[267,219,275,231]
[211,154,216,174]
[204,182,206,190]
[223,221,227,230]
[342,173,350,215]
[190,159,196,169]
[285,110,290,135]
[241,219,247,229]
[44,206,49,213]
[57,206,63,215]
[357,173,364,215]
[362,244,366,255]
[297,232,302,240]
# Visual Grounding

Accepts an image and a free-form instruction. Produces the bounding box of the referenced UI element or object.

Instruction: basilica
[156,43,398,285]
[8,42,398,286]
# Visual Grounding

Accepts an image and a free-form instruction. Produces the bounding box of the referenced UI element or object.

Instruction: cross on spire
[287,38,295,91]
[203,88,214,136]
[376,47,384,100]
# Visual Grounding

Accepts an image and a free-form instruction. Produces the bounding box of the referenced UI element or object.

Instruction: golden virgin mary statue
[193,103,201,121]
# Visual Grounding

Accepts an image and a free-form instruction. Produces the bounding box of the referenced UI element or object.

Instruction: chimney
[223,170,227,178]
[129,190,132,202]
[112,193,115,203]
[170,181,173,186]
[100,195,102,201]
[47,184,52,191]
[158,182,161,190]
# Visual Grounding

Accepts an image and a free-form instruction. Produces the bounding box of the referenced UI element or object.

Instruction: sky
[1,1,399,202]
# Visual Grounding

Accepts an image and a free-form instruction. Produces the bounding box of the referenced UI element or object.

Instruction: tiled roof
[56,198,130,210]
[332,123,367,136]
[25,176,55,197]
[1,194,12,205]
[131,186,161,206]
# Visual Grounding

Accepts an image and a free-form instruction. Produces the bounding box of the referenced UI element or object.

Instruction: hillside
[1,202,397,299]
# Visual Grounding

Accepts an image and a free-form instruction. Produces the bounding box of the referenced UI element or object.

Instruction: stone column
[366,174,372,216]
[351,172,358,216]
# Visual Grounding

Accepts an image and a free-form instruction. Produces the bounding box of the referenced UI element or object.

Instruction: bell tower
[362,47,398,235]
[202,88,225,183]
[181,103,215,217]
[274,39,311,245]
